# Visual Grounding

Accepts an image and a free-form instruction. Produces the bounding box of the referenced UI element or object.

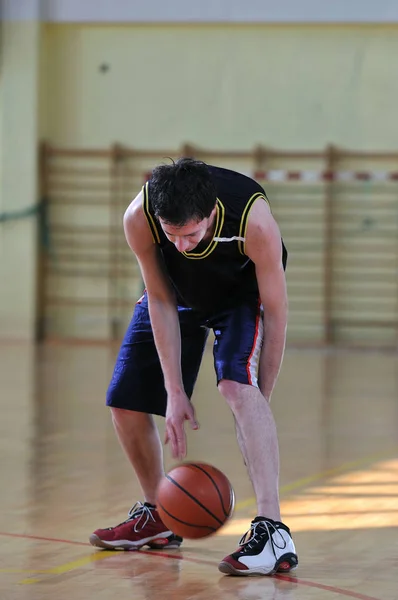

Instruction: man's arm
[123,191,198,457]
[124,191,184,394]
[244,199,288,401]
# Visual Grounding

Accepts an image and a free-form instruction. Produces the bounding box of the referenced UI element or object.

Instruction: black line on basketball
[165,475,224,525]
[189,464,231,517]
[157,502,217,531]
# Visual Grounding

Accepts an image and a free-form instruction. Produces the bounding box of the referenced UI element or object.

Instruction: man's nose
[175,238,190,252]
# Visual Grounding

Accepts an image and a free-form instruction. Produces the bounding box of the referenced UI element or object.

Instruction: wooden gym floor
[1,341,397,600]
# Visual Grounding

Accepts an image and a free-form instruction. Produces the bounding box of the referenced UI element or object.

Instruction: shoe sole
[89,533,181,551]
[218,553,298,576]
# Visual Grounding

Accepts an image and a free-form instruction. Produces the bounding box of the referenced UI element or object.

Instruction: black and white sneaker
[218,517,298,576]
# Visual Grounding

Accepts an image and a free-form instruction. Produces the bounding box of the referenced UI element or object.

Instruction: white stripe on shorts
[247,306,264,387]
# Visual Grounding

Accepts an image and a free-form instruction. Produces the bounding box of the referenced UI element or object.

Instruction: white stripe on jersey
[213,236,245,243]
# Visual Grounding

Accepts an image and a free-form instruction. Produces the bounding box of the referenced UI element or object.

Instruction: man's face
[159,208,216,253]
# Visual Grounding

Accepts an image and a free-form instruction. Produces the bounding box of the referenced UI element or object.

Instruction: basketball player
[90,158,298,576]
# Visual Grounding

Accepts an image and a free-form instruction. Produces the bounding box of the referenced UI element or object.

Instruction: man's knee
[110,407,152,429]
[218,379,249,407]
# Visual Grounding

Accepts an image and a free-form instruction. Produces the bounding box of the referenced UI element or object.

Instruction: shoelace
[113,502,156,533]
[239,520,287,558]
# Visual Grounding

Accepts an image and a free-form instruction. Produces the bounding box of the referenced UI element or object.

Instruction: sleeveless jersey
[143,165,287,317]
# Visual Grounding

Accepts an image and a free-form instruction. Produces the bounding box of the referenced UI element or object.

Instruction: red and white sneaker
[218,517,298,576]
[89,502,183,551]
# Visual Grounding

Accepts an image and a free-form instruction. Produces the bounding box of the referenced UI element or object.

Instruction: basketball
[156,462,235,539]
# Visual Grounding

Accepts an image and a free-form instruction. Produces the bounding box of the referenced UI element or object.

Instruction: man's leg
[217,380,280,520]
[89,295,208,550]
[211,298,297,575]
[217,383,296,575]
[111,408,164,506]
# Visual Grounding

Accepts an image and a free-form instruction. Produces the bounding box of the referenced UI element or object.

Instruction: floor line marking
[0,531,87,546]
[18,552,115,585]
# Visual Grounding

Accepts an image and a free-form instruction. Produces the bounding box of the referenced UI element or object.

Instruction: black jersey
[143,165,287,317]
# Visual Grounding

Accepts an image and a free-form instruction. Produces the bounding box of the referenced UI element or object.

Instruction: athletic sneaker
[218,517,298,576]
[89,501,183,550]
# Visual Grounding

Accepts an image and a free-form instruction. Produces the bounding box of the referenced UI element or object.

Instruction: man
[90,158,298,576]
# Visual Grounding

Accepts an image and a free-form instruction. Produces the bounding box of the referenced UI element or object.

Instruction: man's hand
[165,391,199,460]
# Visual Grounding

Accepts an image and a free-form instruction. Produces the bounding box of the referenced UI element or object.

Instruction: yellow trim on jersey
[142,182,160,244]
[182,198,225,260]
[238,193,270,255]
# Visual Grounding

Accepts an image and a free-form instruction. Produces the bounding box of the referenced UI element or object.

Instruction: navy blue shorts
[106,292,264,416]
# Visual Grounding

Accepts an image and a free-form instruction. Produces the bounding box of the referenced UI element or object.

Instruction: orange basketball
[156,462,235,539]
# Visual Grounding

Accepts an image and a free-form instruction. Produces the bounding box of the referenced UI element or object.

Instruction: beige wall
[0,20,41,340]
[41,23,398,151]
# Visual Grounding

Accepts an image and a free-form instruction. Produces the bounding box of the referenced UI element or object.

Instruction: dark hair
[149,158,217,226]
